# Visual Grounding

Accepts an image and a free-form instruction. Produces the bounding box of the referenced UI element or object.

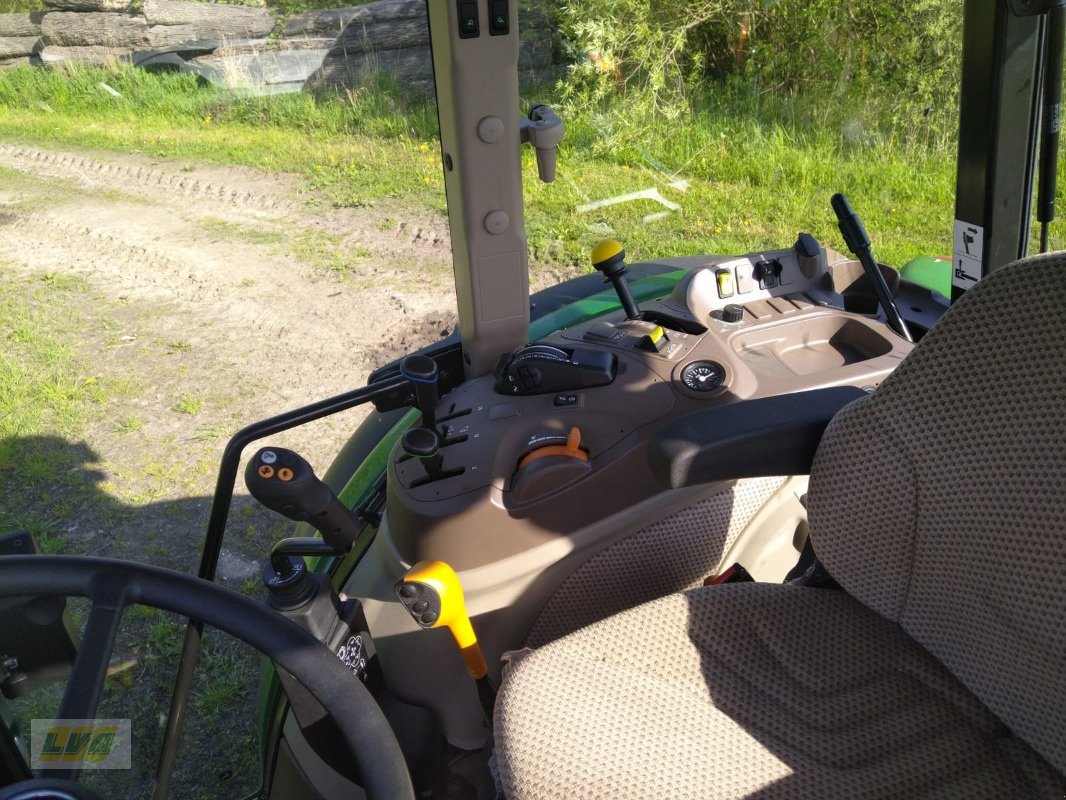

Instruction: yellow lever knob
[396,560,487,679]
[591,239,625,272]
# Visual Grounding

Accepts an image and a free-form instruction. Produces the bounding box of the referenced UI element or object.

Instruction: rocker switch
[458,0,479,37]
[489,0,509,34]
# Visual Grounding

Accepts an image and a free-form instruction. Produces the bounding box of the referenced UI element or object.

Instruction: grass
[0,0,42,11]
[114,414,145,433]
[290,228,372,273]
[0,269,114,535]
[199,217,286,246]
[0,63,1014,271]
[173,393,205,414]
[196,216,372,275]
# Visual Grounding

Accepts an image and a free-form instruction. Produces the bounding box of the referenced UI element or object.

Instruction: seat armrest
[649,387,867,488]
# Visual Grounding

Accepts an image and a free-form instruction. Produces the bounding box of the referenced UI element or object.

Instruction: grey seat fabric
[807,255,1066,774]
[496,585,1066,799]
[495,254,1066,799]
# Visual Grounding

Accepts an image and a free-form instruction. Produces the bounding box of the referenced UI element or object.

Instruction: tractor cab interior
[0,1,1064,799]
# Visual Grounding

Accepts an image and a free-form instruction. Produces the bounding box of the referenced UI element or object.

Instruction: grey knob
[722,304,744,324]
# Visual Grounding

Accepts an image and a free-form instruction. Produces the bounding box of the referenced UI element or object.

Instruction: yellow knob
[591,239,625,271]
[398,560,487,679]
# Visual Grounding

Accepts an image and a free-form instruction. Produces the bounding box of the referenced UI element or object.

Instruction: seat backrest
[808,254,1066,774]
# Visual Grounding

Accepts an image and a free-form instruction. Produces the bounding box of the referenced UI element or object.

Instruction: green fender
[901,255,952,300]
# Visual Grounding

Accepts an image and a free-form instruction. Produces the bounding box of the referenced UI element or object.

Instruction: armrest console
[649,386,867,488]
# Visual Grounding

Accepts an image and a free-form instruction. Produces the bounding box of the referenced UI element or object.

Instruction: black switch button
[458,0,479,37]
[489,0,508,34]
[517,365,541,390]
[553,393,580,407]
[753,258,783,289]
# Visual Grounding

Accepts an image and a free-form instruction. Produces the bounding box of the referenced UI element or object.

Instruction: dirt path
[0,142,462,529]
[0,143,474,796]
[0,142,459,378]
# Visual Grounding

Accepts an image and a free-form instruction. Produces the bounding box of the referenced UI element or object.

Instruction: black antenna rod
[1038,4,1066,253]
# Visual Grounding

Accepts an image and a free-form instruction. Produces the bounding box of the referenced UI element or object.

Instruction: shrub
[554,0,962,129]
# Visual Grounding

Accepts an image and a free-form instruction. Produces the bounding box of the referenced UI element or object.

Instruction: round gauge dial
[680,360,726,393]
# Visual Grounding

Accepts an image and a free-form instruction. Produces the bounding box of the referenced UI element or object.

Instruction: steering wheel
[0,556,414,800]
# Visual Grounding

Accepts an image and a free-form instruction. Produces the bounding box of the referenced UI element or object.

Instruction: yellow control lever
[395,560,488,680]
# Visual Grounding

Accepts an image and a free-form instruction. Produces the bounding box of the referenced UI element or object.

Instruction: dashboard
[386,239,915,570]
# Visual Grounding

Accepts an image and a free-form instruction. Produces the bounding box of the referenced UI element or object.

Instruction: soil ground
[0,142,529,797]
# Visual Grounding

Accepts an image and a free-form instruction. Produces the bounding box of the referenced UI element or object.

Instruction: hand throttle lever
[245,447,363,557]
[830,193,913,342]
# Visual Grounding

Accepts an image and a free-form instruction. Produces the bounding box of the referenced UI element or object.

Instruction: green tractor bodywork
[901,255,953,301]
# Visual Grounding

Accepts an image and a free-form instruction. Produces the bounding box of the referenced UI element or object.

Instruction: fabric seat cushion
[807,255,1066,772]
[495,583,1065,800]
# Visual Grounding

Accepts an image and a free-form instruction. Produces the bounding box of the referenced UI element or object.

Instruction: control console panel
[385,236,915,569]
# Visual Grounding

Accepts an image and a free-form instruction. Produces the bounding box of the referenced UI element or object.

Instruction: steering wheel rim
[0,556,414,800]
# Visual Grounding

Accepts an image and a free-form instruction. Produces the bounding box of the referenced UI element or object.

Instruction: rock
[144,0,274,49]
[303,34,555,96]
[296,0,554,92]
[284,6,365,37]
[0,11,45,37]
[187,41,332,90]
[43,0,133,10]
[215,549,259,582]
[42,11,148,49]
[38,44,131,65]
[284,0,422,37]
[305,44,434,93]
[0,36,39,58]
[0,54,42,69]
[329,11,427,55]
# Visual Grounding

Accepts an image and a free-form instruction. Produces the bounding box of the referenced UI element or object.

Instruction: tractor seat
[494,254,1066,799]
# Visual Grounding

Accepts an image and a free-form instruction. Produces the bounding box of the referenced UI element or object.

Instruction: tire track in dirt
[0,144,296,214]
[0,145,458,381]
[0,141,461,494]
[0,143,455,263]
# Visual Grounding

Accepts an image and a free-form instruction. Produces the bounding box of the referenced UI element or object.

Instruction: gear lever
[400,355,439,430]
[401,426,444,482]
[591,239,641,320]
[396,560,495,719]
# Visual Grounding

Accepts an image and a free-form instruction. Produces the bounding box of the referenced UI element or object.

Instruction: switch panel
[427,0,528,375]
[457,0,479,37]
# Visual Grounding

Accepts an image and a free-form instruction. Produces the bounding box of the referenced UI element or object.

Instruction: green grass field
[0,64,1002,270]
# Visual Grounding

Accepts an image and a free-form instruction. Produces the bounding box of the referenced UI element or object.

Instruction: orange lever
[519,426,588,470]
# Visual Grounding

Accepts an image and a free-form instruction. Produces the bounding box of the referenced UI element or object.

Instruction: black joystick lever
[400,354,439,430]
[402,426,443,480]
[245,447,363,556]
[830,194,913,343]
[591,239,641,320]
